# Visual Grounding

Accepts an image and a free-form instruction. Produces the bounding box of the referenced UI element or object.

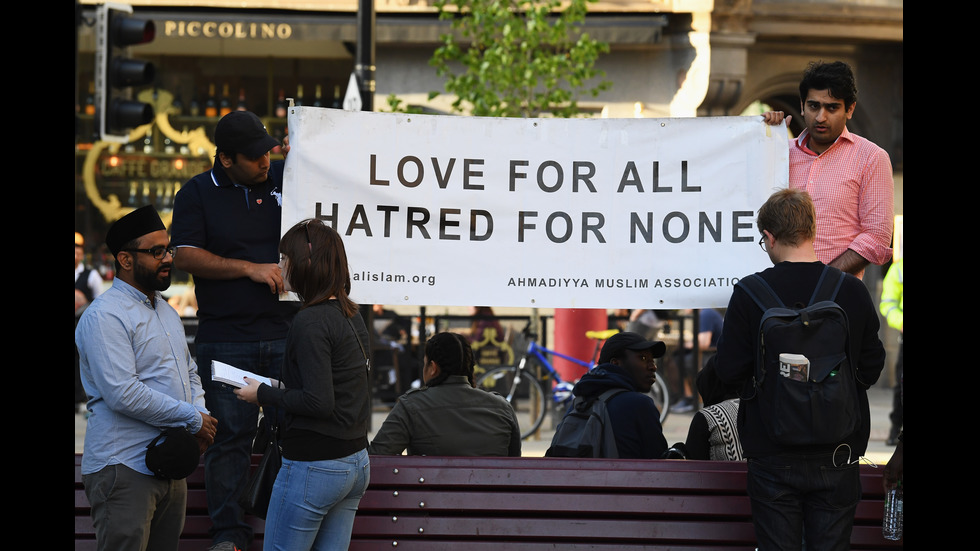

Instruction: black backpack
[736,265,859,447]
[545,388,626,458]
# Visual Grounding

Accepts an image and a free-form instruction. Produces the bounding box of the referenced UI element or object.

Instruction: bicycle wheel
[648,375,671,423]
[476,365,547,439]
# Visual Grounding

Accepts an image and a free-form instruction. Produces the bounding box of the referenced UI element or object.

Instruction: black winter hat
[105,205,166,257]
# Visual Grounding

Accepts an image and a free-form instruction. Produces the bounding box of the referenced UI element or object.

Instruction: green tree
[426,0,611,118]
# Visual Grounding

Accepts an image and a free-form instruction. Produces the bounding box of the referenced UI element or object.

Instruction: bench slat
[78,540,261,551]
[352,516,759,543]
[348,543,756,551]
[359,489,752,517]
[369,466,749,492]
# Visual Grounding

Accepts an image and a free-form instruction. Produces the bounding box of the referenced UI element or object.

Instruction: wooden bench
[75,453,902,550]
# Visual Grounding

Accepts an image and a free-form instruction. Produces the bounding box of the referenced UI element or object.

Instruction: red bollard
[553,308,607,383]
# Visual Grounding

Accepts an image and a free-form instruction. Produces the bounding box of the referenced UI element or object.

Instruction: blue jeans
[198,340,286,549]
[263,449,371,551]
[746,451,861,551]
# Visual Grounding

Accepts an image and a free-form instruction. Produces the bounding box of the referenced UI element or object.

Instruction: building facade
[75,0,903,270]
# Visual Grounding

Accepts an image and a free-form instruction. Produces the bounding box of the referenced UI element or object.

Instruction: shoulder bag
[239,384,282,519]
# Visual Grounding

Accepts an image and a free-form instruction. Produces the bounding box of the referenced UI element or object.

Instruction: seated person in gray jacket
[368,332,522,456]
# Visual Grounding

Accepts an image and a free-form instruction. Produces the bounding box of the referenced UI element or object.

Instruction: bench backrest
[74,453,900,550]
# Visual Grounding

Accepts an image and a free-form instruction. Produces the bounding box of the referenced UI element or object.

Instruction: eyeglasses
[758,235,769,253]
[122,245,176,260]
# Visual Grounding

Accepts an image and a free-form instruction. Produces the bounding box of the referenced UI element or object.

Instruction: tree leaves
[427,0,611,118]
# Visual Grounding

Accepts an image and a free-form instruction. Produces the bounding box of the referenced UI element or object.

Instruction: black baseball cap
[214,111,280,158]
[598,331,666,364]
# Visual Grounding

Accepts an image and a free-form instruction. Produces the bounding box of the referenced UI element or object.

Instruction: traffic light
[95,2,156,143]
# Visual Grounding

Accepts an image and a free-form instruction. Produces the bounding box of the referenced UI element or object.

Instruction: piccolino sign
[162,19,293,39]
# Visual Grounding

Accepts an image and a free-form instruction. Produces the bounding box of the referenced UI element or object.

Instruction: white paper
[211,360,272,389]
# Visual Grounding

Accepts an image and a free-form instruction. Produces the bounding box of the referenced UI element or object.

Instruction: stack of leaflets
[211,360,272,388]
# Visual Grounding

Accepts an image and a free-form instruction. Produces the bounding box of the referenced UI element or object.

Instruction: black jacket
[571,364,667,459]
[257,300,371,460]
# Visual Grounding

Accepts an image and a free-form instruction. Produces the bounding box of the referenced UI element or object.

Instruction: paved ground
[75,383,898,466]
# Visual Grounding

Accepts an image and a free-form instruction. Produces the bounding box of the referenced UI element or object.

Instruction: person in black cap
[170,111,296,551]
[565,331,668,458]
[75,205,218,551]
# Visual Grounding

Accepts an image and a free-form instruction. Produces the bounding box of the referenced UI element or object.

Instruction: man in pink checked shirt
[763,61,894,280]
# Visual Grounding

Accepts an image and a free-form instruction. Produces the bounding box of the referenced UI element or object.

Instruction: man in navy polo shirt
[171,111,298,551]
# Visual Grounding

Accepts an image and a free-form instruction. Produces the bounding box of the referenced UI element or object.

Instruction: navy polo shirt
[171,160,296,342]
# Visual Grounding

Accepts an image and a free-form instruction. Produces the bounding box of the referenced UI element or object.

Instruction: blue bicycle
[475,323,671,440]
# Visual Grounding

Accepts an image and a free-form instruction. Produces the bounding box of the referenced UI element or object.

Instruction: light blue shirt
[75,278,208,476]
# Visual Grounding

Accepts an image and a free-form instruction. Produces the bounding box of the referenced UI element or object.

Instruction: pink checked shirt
[789,127,894,278]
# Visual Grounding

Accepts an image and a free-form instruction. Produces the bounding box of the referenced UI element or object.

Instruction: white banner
[282,109,788,309]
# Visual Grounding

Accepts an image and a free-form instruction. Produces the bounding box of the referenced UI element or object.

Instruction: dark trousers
[83,464,188,551]
[747,451,861,551]
[197,339,286,549]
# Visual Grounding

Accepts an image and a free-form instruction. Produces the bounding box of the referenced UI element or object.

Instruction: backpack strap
[579,388,626,410]
[596,388,628,405]
[735,274,787,399]
[808,265,861,387]
[808,265,846,305]
[735,273,785,311]
[738,266,845,310]
[596,388,627,458]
